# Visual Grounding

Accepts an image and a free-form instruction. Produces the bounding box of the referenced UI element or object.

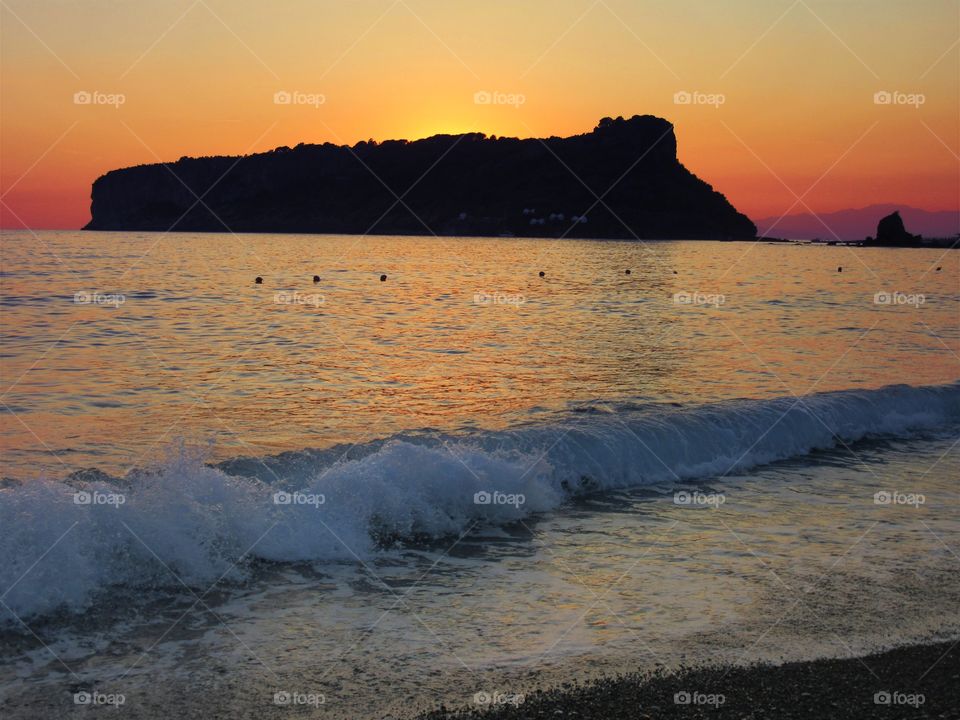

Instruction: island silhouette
[863,210,923,247]
[84,115,757,240]
[756,204,960,242]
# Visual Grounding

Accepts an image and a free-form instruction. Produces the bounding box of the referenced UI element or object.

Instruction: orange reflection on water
[0,232,956,478]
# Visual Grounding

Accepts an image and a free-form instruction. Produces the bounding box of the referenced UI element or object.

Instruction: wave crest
[1,382,957,623]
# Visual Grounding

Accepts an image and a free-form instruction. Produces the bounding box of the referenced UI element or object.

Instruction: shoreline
[414,640,960,719]
[11,228,958,248]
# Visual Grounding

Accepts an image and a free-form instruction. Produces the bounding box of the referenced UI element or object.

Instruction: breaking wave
[1,382,957,623]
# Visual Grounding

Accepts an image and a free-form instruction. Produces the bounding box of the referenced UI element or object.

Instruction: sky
[1,0,958,229]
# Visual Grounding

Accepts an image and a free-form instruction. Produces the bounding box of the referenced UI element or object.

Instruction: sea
[0,231,957,718]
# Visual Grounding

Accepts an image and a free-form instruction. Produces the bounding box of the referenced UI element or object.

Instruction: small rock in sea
[255,276,263,284]
[539,271,546,277]
[313,275,320,283]
[380,274,387,282]
[625,269,631,275]
[837,266,842,272]
[870,210,921,246]
[936,266,942,271]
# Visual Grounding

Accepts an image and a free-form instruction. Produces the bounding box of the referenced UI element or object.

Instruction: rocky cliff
[863,210,922,247]
[84,115,757,240]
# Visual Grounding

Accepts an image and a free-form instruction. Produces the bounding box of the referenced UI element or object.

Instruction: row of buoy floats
[256,274,389,283]
[837,266,942,272]
[256,271,638,283]
[256,266,941,283]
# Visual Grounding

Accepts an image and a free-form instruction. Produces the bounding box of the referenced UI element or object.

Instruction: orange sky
[1,0,958,229]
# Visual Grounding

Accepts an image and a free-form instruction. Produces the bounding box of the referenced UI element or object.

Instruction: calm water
[0,232,958,719]
[0,232,957,477]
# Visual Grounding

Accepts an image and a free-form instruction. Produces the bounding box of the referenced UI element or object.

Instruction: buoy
[313,275,320,283]
[936,266,942,271]
[625,269,631,275]
[255,276,263,284]
[672,270,678,275]
[380,274,387,282]
[538,271,545,277]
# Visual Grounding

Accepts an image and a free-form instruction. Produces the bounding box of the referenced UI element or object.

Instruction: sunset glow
[1,0,958,229]
[2,4,960,717]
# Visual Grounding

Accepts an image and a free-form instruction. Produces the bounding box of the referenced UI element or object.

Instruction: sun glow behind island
[0,0,957,230]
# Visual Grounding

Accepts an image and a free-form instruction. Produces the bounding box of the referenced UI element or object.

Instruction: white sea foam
[1,382,957,624]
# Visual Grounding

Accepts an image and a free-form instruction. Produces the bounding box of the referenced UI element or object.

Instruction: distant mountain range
[755,204,960,241]
[83,115,757,240]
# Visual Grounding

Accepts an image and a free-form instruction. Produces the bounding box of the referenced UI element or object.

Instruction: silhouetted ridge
[84,115,756,240]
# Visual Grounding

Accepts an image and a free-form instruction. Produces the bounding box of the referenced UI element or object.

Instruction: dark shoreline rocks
[414,640,960,719]
[83,115,757,241]
[864,210,923,247]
